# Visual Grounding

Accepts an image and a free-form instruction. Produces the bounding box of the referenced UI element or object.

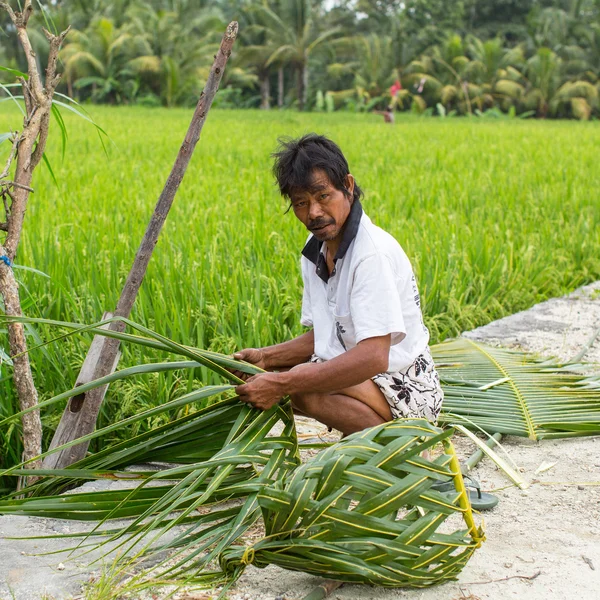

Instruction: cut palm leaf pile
[1,316,599,591]
[433,338,600,439]
[221,419,484,588]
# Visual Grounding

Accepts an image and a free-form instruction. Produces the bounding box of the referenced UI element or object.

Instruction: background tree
[0,0,70,483]
[251,0,341,110]
[2,1,600,117]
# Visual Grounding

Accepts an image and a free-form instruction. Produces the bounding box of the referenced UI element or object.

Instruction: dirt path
[1,282,599,600]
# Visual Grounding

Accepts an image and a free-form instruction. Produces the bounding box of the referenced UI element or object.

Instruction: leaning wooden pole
[44,22,239,469]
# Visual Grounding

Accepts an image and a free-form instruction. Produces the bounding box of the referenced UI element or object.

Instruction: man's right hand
[230,348,269,381]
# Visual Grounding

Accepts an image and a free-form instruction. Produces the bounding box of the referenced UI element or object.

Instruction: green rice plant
[1,107,600,467]
[1,107,600,589]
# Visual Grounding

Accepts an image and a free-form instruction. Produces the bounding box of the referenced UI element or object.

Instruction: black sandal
[432,476,499,511]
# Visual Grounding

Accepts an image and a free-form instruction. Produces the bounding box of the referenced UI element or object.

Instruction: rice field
[1,106,600,463]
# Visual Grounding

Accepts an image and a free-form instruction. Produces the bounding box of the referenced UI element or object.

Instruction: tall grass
[1,107,599,466]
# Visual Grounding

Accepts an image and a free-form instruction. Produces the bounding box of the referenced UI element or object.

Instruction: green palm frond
[568,96,592,119]
[503,46,526,70]
[5,402,298,588]
[0,316,300,588]
[60,50,107,78]
[433,338,600,440]
[505,66,525,82]
[221,419,484,588]
[440,85,458,104]
[1,318,599,592]
[495,79,525,99]
[555,80,598,103]
[126,55,162,75]
[403,73,443,92]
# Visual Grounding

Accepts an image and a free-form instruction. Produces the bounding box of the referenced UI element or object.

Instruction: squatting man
[233,134,443,436]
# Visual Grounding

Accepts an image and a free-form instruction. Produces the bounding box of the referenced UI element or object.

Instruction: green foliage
[435,338,600,439]
[221,420,484,588]
[3,0,599,116]
[2,317,598,590]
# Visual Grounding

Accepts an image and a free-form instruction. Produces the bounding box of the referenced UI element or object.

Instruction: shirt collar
[301,200,363,282]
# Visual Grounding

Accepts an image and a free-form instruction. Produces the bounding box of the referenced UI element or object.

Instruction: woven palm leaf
[434,338,600,439]
[221,419,484,588]
[4,316,599,592]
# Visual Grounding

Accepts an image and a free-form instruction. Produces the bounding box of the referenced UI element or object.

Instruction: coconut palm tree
[251,0,341,110]
[494,46,598,119]
[59,17,143,103]
[233,6,281,110]
[403,35,494,115]
[324,34,397,110]
[122,2,224,106]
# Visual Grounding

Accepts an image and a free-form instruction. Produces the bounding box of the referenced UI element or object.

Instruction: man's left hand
[235,372,286,411]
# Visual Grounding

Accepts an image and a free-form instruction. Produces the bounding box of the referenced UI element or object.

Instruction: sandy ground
[463,280,600,366]
[1,282,599,600]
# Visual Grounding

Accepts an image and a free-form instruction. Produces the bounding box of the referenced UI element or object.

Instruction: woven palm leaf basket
[221,419,485,588]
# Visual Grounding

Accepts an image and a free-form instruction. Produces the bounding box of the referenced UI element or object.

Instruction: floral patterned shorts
[310,346,444,423]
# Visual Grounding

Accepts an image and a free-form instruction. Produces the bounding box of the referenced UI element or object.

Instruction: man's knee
[290,391,324,415]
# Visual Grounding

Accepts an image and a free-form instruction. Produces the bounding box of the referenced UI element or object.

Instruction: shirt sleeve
[300,258,313,327]
[350,253,406,345]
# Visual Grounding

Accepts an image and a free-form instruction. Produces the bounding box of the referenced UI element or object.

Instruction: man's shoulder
[353,213,407,261]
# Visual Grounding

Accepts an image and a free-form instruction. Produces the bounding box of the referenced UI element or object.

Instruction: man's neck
[325,238,341,259]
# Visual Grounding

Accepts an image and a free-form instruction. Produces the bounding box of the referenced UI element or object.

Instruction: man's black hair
[272,133,363,206]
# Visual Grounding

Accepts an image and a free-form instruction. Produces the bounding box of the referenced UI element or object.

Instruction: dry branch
[0,1,70,482]
[462,571,542,585]
[0,134,20,180]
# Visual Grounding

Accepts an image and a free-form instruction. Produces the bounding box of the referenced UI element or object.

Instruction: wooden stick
[462,570,542,585]
[44,22,239,469]
[301,580,343,600]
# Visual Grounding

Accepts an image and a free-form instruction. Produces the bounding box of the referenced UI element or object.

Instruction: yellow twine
[446,439,485,548]
[240,546,255,566]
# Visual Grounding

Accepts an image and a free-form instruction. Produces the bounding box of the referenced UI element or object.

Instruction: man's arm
[233,329,314,372]
[283,334,389,395]
[235,334,390,410]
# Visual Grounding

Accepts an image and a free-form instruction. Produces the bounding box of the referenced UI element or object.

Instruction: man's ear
[345,174,355,199]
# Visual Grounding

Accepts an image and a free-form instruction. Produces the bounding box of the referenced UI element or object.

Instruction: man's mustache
[308,218,335,230]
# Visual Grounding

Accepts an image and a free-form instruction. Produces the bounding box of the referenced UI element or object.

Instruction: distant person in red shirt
[374,79,402,123]
[390,79,402,98]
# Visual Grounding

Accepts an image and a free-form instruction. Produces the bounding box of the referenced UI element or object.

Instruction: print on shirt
[412,274,421,307]
[335,321,347,350]
[411,274,430,335]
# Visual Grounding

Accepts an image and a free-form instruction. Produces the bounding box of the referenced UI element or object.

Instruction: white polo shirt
[300,200,430,371]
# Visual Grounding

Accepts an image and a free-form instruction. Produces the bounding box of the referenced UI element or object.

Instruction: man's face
[289,169,355,243]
